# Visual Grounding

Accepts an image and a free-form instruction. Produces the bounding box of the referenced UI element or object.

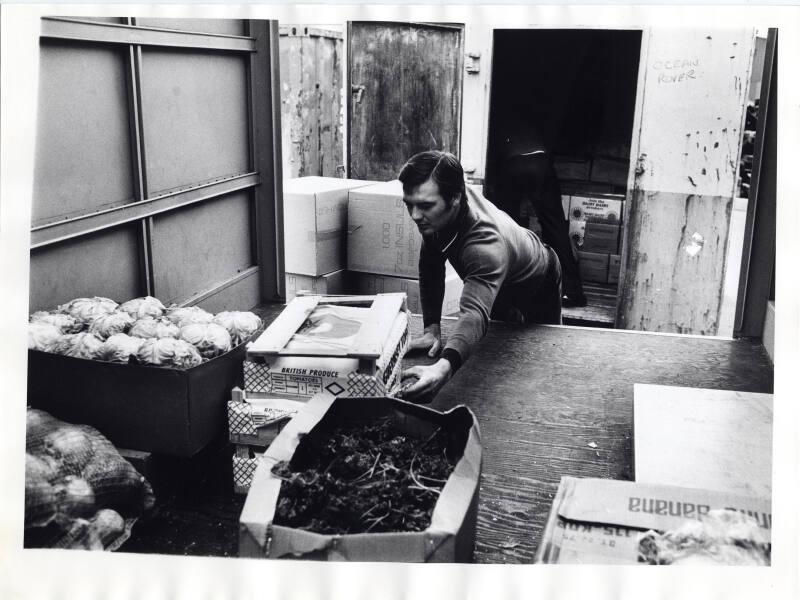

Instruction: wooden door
[30,18,283,312]
[348,22,464,181]
[617,28,756,335]
[280,26,344,178]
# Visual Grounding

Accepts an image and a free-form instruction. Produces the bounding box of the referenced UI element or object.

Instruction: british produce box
[244,294,409,400]
[347,180,421,278]
[283,177,374,276]
[239,393,482,562]
[534,477,771,565]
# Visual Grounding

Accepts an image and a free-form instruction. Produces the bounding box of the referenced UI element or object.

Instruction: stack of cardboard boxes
[283,176,464,315]
[567,194,624,286]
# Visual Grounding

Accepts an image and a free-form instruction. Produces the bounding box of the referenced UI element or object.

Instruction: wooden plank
[348,294,406,357]
[247,295,319,355]
[633,384,772,497]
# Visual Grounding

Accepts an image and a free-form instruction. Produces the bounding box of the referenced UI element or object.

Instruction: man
[496,133,587,307]
[397,151,563,402]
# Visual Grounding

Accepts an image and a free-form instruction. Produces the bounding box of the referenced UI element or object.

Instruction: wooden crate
[244,294,409,400]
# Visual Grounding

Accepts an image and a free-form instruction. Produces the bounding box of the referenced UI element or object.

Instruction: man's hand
[407,323,442,358]
[397,358,452,403]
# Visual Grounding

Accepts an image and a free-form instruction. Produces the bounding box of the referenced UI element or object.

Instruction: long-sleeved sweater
[419,186,552,370]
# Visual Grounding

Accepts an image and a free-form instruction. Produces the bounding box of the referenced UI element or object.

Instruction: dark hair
[398,151,466,206]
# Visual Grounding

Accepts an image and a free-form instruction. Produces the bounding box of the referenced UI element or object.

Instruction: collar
[432,195,469,253]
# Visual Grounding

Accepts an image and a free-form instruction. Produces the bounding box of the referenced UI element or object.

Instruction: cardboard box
[285,270,350,303]
[27,337,254,457]
[245,294,409,400]
[227,387,305,447]
[582,222,620,254]
[347,180,421,277]
[590,157,630,187]
[608,254,621,285]
[535,477,771,565]
[352,262,463,316]
[283,177,374,276]
[569,196,624,224]
[578,251,610,284]
[239,394,482,562]
[553,156,592,181]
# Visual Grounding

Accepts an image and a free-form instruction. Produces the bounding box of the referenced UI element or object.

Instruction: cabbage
[88,311,135,340]
[179,323,232,358]
[25,470,58,528]
[118,296,166,320]
[28,322,63,352]
[212,311,262,345]
[56,475,96,519]
[58,297,118,323]
[44,427,95,474]
[129,317,180,339]
[30,311,83,334]
[89,509,126,546]
[164,305,214,327]
[53,332,105,360]
[99,333,145,363]
[136,337,203,369]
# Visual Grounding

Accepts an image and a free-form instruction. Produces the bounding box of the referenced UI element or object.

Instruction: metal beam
[31,173,260,249]
[41,17,256,52]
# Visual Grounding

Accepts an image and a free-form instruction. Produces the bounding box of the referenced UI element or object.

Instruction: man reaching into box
[398,151,562,402]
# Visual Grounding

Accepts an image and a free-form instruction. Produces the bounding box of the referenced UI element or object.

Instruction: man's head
[398,151,466,237]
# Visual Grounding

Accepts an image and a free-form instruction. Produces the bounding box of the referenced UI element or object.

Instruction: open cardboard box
[239,393,482,562]
[534,476,771,564]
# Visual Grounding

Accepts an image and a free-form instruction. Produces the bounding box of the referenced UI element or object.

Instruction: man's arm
[409,239,447,356]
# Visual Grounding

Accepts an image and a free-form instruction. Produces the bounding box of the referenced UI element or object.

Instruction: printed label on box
[569,196,623,223]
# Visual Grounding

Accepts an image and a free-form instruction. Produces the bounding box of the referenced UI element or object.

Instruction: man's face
[403,179,460,237]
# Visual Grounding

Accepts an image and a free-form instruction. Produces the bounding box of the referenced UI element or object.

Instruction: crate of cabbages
[27,296,263,456]
[244,294,409,401]
[25,408,155,551]
[534,477,771,565]
[239,393,482,562]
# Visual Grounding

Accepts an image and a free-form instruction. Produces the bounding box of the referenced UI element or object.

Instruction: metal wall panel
[32,42,134,224]
[150,191,253,305]
[137,18,246,36]
[139,49,250,195]
[29,226,141,312]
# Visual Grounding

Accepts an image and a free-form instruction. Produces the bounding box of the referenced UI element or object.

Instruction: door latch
[351,84,365,104]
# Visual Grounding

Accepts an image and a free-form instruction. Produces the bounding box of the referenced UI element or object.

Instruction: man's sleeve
[442,234,508,371]
[419,239,446,328]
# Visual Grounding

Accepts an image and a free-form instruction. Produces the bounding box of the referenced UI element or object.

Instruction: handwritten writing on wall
[652,58,700,84]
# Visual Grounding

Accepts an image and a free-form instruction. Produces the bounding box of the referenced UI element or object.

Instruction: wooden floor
[561,282,618,327]
[120,303,774,564]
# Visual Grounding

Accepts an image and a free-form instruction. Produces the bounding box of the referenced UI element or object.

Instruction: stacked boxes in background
[567,194,625,284]
[347,180,463,316]
[282,177,372,299]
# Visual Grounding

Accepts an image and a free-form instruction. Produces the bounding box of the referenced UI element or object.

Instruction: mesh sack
[135,337,203,368]
[30,311,83,334]
[129,317,180,340]
[179,322,232,359]
[28,322,64,352]
[118,296,166,320]
[24,409,156,550]
[88,311,135,340]
[165,305,214,327]
[212,311,263,345]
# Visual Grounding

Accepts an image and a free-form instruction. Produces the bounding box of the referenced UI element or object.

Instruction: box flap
[557,477,772,534]
[247,296,319,356]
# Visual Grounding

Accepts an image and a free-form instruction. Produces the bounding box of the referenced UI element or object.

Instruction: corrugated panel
[150,191,253,305]
[140,49,250,194]
[136,18,246,36]
[32,42,134,224]
[29,225,141,312]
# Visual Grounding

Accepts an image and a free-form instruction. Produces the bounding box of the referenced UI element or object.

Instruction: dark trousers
[499,153,584,299]
[491,246,563,325]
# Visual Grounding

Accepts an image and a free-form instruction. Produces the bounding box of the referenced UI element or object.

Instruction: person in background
[496,133,587,308]
[397,151,562,402]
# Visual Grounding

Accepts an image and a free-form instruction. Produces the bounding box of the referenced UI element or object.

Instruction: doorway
[485,29,643,327]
